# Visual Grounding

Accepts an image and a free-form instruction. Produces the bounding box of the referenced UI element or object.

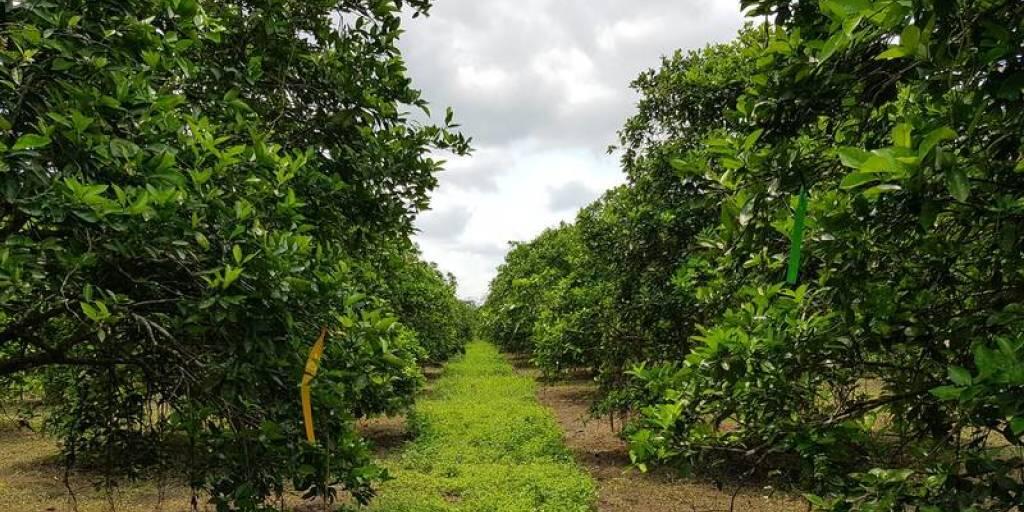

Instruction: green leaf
[742,129,763,151]
[919,200,940,230]
[862,183,902,199]
[1011,417,1024,436]
[900,25,921,53]
[918,126,956,157]
[80,301,110,322]
[996,337,1019,357]
[12,133,51,151]
[945,167,970,202]
[110,138,139,159]
[974,346,999,379]
[222,265,243,289]
[818,32,847,63]
[930,385,964,401]
[842,15,863,36]
[195,232,210,250]
[860,149,904,174]
[840,171,878,189]
[51,58,75,71]
[821,0,871,17]
[948,366,972,386]
[142,50,161,68]
[47,112,71,127]
[891,123,912,148]
[70,110,94,134]
[80,301,99,321]
[837,147,871,169]
[720,157,744,170]
[876,46,911,60]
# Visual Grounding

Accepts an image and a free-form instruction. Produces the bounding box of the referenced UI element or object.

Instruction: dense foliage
[0,0,473,509]
[484,1,1024,510]
[483,33,758,403]
[374,253,477,362]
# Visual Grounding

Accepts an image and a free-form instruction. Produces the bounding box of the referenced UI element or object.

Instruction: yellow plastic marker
[301,326,328,443]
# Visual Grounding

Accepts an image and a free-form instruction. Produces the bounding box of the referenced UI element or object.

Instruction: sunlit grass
[367,341,596,511]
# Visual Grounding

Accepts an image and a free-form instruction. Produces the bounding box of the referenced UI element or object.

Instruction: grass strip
[366,341,596,511]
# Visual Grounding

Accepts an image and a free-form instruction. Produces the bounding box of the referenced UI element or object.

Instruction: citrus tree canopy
[0,0,470,509]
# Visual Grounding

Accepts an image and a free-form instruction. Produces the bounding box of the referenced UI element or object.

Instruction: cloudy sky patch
[416,205,472,242]
[402,0,746,300]
[548,181,601,212]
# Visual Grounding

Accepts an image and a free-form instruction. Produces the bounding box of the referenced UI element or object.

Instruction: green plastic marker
[786,188,808,285]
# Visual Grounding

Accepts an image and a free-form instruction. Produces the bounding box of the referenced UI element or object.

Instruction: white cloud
[531,48,615,106]
[456,65,510,93]
[596,18,663,51]
[401,0,746,299]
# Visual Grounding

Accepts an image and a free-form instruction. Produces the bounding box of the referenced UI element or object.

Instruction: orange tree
[482,224,578,354]
[486,2,1024,509]
[373,250,476,362]
[0,0,468,509]
[624,1,1024,508]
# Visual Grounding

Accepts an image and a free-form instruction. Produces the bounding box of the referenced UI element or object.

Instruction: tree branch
[0,305,67,346]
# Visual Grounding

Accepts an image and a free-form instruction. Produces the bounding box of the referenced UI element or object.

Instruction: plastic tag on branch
[786,188,808,285]
[301,326,328,443]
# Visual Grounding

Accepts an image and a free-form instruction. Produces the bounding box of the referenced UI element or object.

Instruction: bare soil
[2,357,811,512]
[0,421,197,512]
[356,414,410,457]
[353,363,447,458]
[508,356,810,512]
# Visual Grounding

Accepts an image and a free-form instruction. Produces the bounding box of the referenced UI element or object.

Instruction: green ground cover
[367,341,595,511]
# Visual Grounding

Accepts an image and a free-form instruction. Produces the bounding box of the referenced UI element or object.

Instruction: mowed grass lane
[368,341,595,511]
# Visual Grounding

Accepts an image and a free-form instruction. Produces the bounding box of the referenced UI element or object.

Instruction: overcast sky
[401,1,747,301]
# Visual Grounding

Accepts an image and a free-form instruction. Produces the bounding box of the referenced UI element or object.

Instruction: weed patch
[369,341,595,511]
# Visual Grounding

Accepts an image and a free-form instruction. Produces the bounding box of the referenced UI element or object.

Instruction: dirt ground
[0,421,196,512]
[0,364,443,512]
[355,364,445,458]
[508,356,810,512]
[2,358,810,512]
[0,415,424,512]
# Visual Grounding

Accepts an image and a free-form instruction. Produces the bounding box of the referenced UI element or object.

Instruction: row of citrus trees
[483,1,1024,510]
[0,0,474,510]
